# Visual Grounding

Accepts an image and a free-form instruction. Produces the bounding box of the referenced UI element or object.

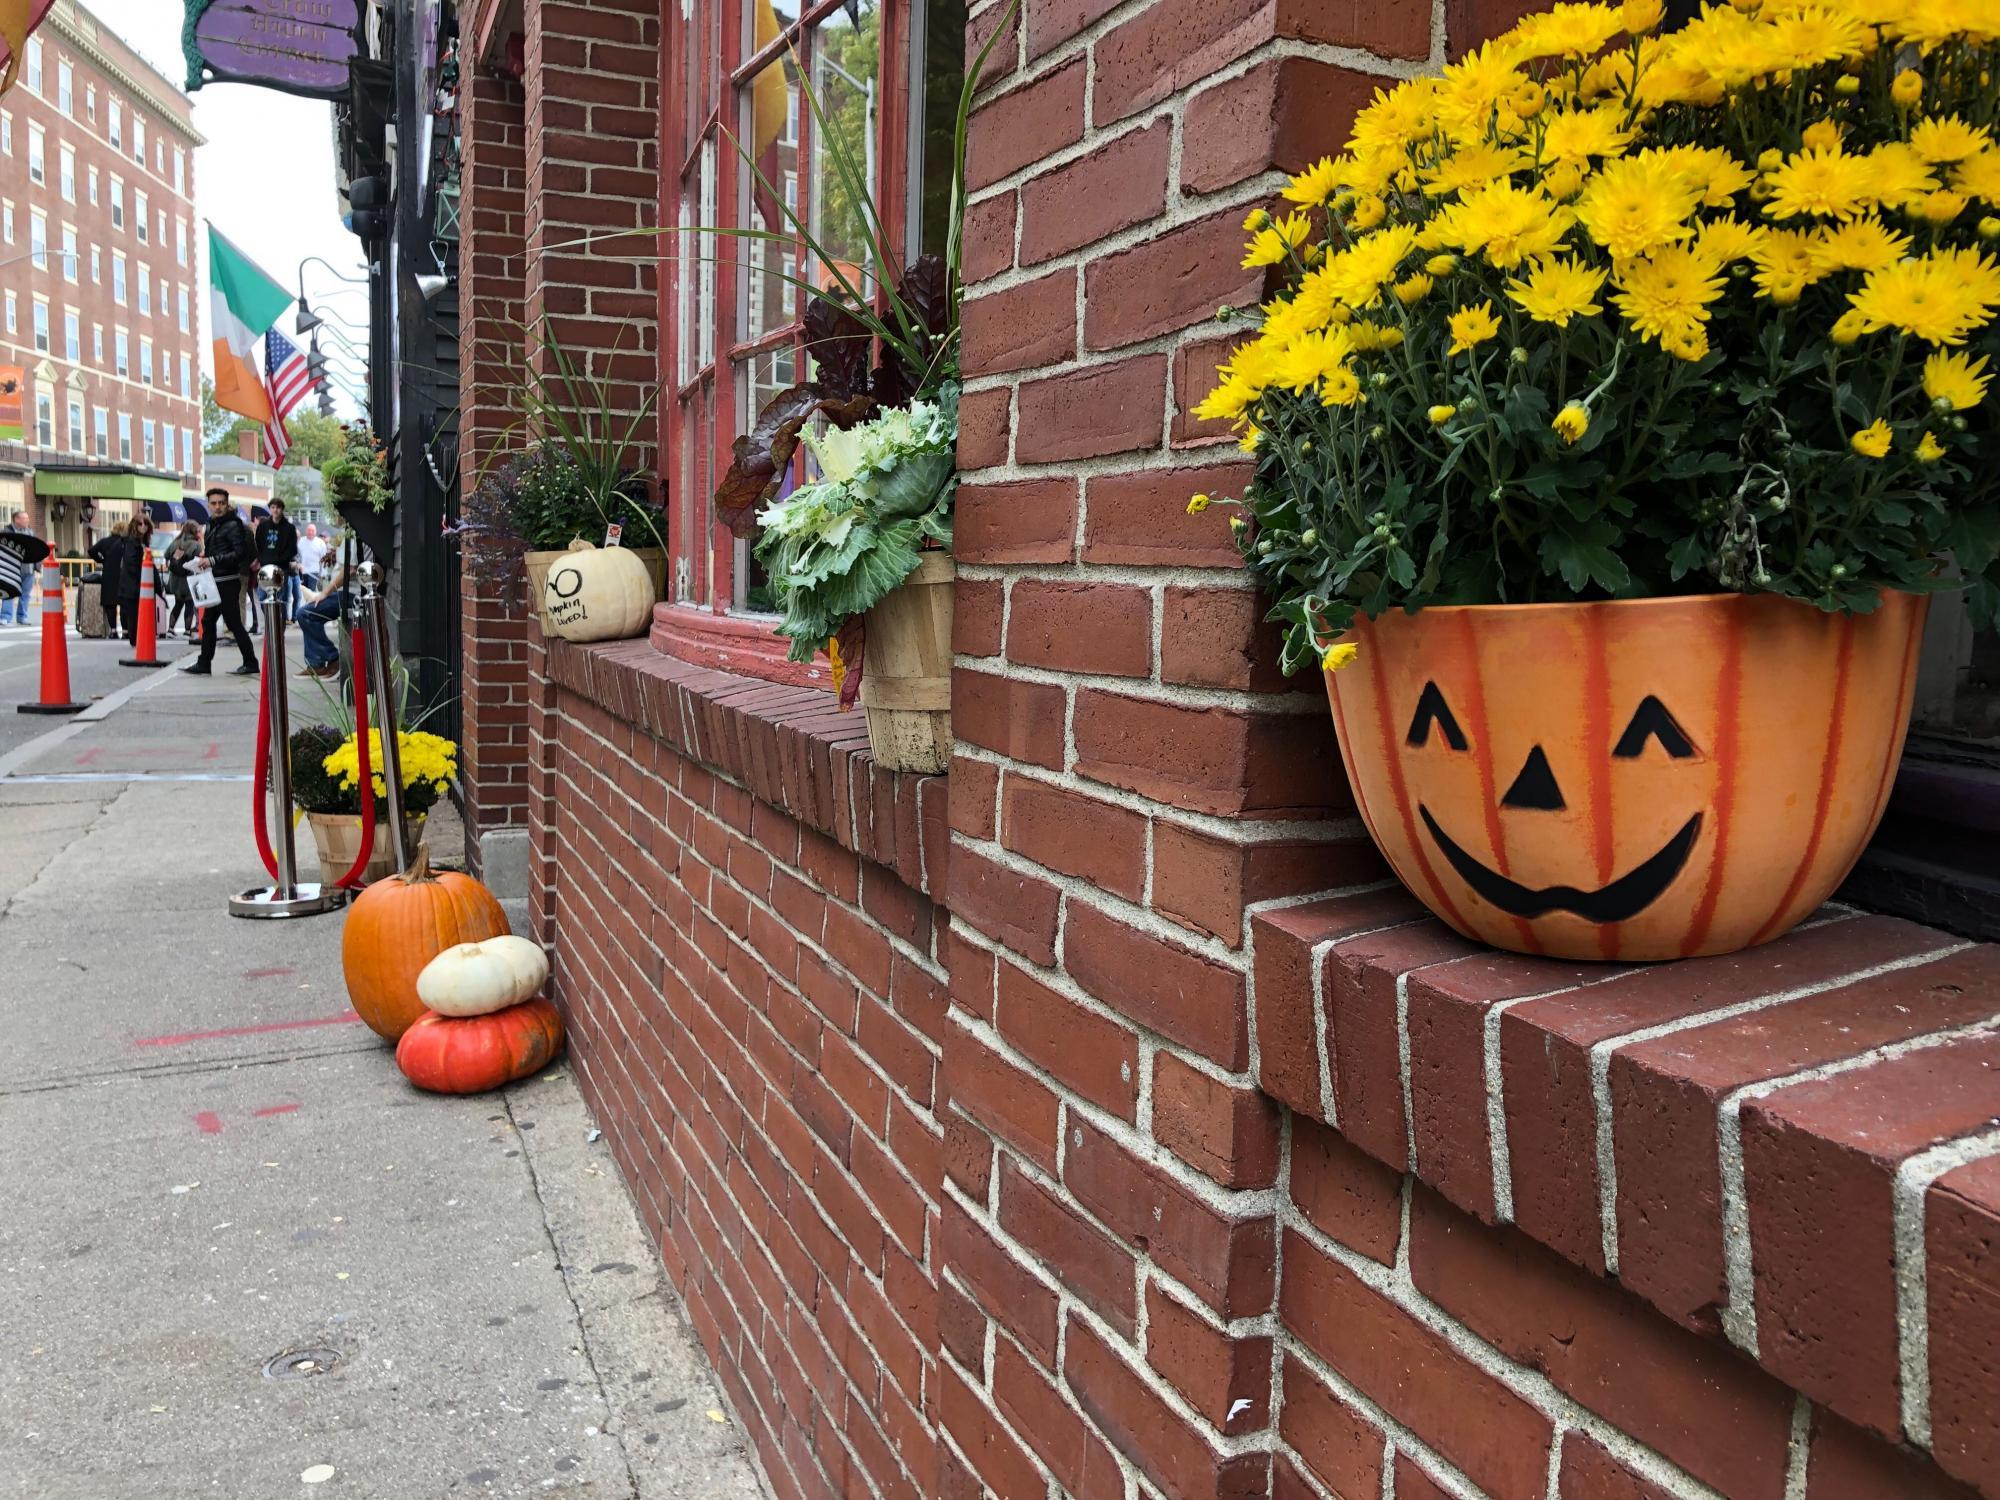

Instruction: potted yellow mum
[291,724,457,886]
[1199,0,1999,962]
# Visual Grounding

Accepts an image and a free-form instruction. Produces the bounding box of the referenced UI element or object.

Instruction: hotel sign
[183,0,360,100]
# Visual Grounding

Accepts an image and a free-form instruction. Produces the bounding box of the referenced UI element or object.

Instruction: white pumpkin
[543,540,654,643]
[416,935,549,1017]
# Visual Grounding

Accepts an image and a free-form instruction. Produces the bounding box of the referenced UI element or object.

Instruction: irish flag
[208,225,292,424]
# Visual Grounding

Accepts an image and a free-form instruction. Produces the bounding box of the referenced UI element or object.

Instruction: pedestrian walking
[89,522,128,640]
[188,487,257,677]
[254,500,299,630]
[117,512,155,644]
[1,510,37,626]
[163,521,202,637]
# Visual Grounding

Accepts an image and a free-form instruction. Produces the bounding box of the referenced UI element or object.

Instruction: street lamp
[296,254,370,336]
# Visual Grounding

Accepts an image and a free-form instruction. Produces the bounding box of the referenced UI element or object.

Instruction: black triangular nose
[1502,746,1565,810]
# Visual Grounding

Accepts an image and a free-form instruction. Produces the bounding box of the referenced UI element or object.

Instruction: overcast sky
[92,0,369,411]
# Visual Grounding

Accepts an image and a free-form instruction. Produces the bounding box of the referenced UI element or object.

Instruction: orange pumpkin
[395,997,566,1094]
[1325,591,1928,961]
[342,846,510,1041]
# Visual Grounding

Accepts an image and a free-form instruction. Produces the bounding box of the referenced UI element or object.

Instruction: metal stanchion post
[230,566,339,918]
[353,561,411,877]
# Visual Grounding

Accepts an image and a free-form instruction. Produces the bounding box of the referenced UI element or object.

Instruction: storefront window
[664,0,960,633]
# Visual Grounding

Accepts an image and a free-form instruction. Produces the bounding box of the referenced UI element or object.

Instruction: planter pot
[859,553,954,774]
[1324,590,1928,962]
[523,543,665,635]
[304,809,428,888]
[334,499,396,566]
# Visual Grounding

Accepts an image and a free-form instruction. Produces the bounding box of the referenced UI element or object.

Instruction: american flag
[260,328,315,467]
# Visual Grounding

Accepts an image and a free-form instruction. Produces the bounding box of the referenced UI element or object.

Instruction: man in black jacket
[189,487,258,676]
[254,499,299,630]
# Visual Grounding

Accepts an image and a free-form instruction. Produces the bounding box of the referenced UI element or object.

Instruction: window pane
[697,137,717,372]
[740,54,800,345]
[809,0,882,293]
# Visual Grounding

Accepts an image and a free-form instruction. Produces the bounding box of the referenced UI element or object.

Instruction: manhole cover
[262,1347,342,1380]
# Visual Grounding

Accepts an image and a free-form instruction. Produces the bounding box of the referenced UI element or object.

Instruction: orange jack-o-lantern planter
[1325,591,1928,962]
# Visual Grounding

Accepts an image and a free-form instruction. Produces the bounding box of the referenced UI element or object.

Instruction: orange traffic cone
[17,558,86,715]
[120,548,167,668]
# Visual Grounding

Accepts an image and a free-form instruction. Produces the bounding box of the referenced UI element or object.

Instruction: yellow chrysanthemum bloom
[1351,195,1388,230]
[1541,160,1589,202]
[1321,642,1360,673]
[1811,216,1911,273]
[1830,308,1869,345]
[1277,328,1359,394]
[1803,121,1843,155]
[1762,145,1877,220]
[1656,146,1756,209]
[1186,494,1212,515]
[1439,181,1572,269]
[1425,253,1460,276]
[1750,228,1833,301]
[1394,272,1436,306]
[1447,301,1504,354]
[1767,4,1868,69]
[1891,70,1923,107]
[1318,225,1420,309]
[1552,403,1591,443]
[1865,143,1942,208]
[1850,419,1892,458]
[1437,40,1532,135]
[1916,431,1947,464]
[1954,150,2000,203]
[1621,0,1664,32]
[1612,245,1727,346]
[1321,367,1364,407]
[1909,115,1993,165]
[1540,107,1633,165]
[1243,212,1313,268]
[1282,157,1343,207]
[1922,350,1991,410]
[1429,404,1458,425]
[1848,252,2000,344]
[1512,1,1626,57]
[1506,255,1608,326]
[1574,151,1701,258]
[1918,190,1968,224]
[1694,216,1767,269]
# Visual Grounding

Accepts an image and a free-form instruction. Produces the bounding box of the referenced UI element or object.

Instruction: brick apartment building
[446,1,2000,1498]
[0,0,203,555]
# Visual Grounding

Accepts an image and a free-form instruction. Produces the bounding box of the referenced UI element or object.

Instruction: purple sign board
[184,0,360,100]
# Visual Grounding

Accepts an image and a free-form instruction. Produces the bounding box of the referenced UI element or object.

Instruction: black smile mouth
[1418,808,1703,923]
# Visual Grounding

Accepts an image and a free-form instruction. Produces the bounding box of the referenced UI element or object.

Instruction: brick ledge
[539,637,948,900]
[1252,892,2000,1490]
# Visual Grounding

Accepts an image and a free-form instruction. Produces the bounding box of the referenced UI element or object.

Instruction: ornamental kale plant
[1196,0,2000,675]
[753,390,957,662]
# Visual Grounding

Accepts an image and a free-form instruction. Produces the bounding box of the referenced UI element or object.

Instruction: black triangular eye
[1407,681,1469,751]
[1614,696,1696,759]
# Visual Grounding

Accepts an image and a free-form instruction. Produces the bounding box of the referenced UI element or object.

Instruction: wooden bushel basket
[859,553,954,774]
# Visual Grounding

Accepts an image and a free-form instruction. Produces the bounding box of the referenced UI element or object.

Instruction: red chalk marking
[135,1013,364,1048]
[193,1111,224,1135]
[252,1103,301,1118]
[241,967,298,980]
[201,742,221,761]
[75,747,101,766]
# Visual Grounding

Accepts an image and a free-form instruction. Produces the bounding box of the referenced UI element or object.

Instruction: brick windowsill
[1253,891,2000,1477]
[649,601,833,691]
[539,636,947,900]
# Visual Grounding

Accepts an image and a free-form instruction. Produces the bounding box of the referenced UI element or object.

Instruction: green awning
[32,469,183,502]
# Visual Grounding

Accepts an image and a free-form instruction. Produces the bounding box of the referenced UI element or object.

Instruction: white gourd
[417,937,547,1017]
[544,540,654,643]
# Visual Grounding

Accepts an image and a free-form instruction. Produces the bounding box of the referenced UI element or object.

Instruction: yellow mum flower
[1694,215,1767,269]
[1909,115,1993,165]
[1447,300,1504,354]
[1394,272,1436,306]
[1850,419,1892,458]
[1892,70,1923,107]
[1848,252,2000,344]
[1574,151,1701,258]
[1540,107,1633,165]
[1922,350,1990,410]
[1321,642,1360,673]
[1750,228,1833,302]
[1865,143,1941,208]
[1350,195,1388,230]
[1654,145,1755,208]
[1916,431,1947,464]
[1186,494,1212,515]
[1762,146,1876,220]
[1429,404,1458,425]
[1317,225,1420,308]
[1511,1,1625,57]
[1612,245,1727,347]
[1282,157,1342,206]
[1320,367,1363,407]
[1541,160,1589,202]
[1917,190,1967,224]
[1438,180,1572,269]
[1829,308,1869,345]
[1954,150,2000,203]
[1621,0,1664,32]
[1243,212,1313,268]
[1552,403,1591,443]
[1277,328,1359,394]
[1425,253,1460,276]
[1810,216,1911,274]
[1766,4,1868,68]
[1506,255,1608,326]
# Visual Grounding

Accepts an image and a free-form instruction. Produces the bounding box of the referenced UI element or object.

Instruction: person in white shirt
[293,523,330,622]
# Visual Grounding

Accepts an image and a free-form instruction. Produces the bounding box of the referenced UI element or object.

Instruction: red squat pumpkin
[395,997,566,1095]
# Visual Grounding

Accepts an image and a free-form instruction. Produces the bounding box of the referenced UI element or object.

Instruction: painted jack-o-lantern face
[1324,592,1928,961]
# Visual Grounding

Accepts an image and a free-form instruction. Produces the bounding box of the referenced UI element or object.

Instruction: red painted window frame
[653,0,912,687]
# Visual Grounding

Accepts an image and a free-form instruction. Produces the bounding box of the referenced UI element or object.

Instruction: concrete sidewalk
[0,658,765,1500]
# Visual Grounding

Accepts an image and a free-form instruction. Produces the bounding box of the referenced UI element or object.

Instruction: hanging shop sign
[182,0,360,100]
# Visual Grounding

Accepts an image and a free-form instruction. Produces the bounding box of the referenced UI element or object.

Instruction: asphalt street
[0,626,764,1500]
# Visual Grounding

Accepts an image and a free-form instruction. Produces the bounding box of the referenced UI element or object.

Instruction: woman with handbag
[117,512,155,643]
[88,522,128,641]
[163,521,201,637]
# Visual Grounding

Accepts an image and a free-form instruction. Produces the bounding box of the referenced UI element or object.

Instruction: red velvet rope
[250,633,279,881]
[332,626,377,889]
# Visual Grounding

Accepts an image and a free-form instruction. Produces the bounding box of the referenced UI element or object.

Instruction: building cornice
[47,1,208,149]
